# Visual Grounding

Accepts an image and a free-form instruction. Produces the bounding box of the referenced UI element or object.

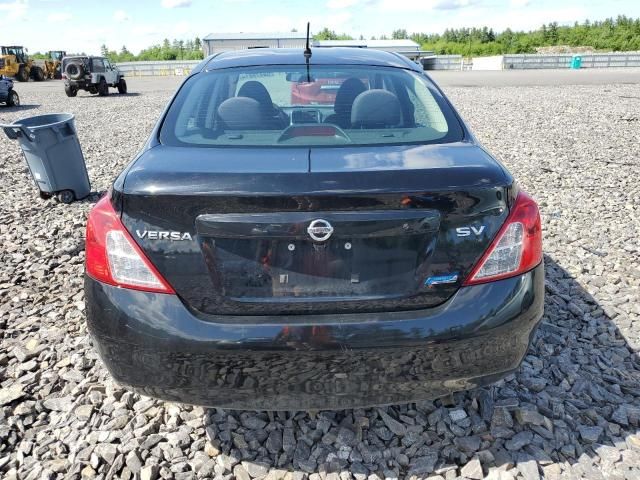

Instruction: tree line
[315,16,640,56]
[29,16,640,62]
[99,38,205,63]
[29,38,205,63]
[407,16,640,56]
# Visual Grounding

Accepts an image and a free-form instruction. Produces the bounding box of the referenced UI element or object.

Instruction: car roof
[199,47,422,72]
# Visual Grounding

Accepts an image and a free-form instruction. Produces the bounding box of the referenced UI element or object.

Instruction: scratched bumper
[85,263,543,410]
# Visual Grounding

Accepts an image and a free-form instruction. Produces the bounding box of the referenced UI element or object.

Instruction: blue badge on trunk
[425,273,459,287]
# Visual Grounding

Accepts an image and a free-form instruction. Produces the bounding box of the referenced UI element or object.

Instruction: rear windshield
[160,65,463,147]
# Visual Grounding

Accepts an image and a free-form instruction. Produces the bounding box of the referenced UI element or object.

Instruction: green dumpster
[570,55,582,69]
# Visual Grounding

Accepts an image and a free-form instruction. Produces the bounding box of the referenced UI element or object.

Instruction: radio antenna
[304,22,312,58]
[304,22,312,82]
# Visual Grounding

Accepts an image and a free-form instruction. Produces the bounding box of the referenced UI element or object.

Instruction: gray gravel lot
[1,72,639,480]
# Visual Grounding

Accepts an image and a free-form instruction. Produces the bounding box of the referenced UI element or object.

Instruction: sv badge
[456,226,486,237]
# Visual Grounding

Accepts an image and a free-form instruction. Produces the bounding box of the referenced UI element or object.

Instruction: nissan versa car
[84,48,544,410]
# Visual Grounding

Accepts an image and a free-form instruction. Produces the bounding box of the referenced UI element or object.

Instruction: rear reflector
[463,191,542,285]
[85,195,175,294]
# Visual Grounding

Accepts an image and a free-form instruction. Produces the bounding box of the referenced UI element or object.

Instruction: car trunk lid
[120,143,511,316]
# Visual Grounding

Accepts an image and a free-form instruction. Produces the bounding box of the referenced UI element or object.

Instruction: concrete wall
[503,53,640,69]
[421,55,463,70]
[116,52,640,77]
[117,61,201,77]
[471,55,504,71]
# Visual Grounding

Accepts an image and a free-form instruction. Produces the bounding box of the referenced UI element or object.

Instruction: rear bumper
[85,263,544,410]
[65,80,91,89]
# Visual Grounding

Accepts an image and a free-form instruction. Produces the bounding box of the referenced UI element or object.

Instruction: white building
[202,32,307,56]
[312,39,426,60]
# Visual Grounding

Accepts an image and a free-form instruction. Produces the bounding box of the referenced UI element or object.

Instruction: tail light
[85,195,175,294]
[464,191,542,285]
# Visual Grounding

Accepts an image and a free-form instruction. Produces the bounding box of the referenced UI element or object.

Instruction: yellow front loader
[32,58,58,79]
[49,50,67,79]
[0,46,47,82]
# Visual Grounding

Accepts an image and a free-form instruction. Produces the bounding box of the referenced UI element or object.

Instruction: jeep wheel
[64,85,78,97]
[98,77,109,96]
[32,67,45,82]
[7,90,19,106]
[117,78,127,94]
[65,62,84,80]
[16,66,29,82]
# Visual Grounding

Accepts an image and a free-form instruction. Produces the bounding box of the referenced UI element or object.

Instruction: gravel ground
[1,75,639,480]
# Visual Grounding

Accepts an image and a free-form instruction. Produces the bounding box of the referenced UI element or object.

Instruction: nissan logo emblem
[307,219,334,242]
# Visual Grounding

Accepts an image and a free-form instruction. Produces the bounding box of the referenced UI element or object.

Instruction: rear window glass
[160,65,463,147]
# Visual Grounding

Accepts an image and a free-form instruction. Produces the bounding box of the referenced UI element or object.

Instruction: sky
[0,0,638,55]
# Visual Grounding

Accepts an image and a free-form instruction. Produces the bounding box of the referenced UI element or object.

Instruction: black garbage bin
[1,113,91,203]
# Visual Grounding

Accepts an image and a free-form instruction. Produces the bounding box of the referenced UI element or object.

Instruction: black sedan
[84,47,543,410]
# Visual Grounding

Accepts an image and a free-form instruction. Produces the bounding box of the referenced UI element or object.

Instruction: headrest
[217,97,263,130]
[351,89,401,129]
[334,78,367,115]
[237,81,274,112]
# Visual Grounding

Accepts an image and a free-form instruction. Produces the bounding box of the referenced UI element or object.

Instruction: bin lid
[12,113,75,131]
